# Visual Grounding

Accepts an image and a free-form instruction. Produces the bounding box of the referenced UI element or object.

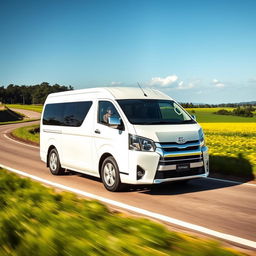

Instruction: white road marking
[3,133,39,149]
[207,177,256,187]
[0,164,255,249]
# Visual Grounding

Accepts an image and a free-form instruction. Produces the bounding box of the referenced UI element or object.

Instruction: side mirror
[108,117,121,126]
[191,115,196,121]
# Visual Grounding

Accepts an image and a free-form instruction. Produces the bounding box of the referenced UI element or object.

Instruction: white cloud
[212,79,225,88]
[149,75,178,87]
[111,81,122,86]
[177,80,199,90]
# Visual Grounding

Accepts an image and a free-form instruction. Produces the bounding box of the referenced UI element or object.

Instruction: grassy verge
[0,168,245,256]
[6,104,43,113]
[11,124,40,144]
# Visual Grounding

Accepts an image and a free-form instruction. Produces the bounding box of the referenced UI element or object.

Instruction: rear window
[43,101,92,127]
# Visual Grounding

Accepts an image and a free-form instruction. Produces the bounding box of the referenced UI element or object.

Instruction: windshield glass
[117,99,195,125]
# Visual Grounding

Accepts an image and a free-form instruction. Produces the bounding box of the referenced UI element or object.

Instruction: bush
[210,154,254,180]
[214,109,232,115]
[214,107,254,117]
[0,169,244,256]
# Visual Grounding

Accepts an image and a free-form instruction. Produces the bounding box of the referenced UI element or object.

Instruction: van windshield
[117,99,195,125]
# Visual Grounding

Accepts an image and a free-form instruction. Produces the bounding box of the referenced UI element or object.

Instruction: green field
[186,108,256,123]
[0,168,244,256]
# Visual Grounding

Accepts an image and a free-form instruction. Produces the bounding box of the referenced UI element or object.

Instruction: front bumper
[124,146,209,185]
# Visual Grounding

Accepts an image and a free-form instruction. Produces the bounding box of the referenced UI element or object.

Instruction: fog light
[137,166,145,180]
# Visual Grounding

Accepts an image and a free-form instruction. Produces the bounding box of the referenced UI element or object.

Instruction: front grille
[159,155,203,165]
[155,139,205,179]
[160,140,199,145]
[162,146,199,151]
[155,167,205,179]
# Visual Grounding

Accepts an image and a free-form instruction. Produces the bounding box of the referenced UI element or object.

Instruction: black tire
[101,156,123,192]
[48,148,65,175]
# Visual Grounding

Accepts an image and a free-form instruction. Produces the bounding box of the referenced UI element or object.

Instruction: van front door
[93,100,129,177]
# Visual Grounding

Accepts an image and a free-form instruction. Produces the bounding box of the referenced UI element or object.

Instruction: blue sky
[0,0,255,103]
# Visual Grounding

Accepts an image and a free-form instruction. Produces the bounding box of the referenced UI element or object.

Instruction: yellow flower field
[201,123,256,171]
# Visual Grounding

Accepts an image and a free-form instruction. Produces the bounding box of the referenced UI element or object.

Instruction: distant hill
[238,101,256,105]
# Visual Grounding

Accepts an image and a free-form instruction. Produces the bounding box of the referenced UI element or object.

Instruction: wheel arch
[98,153,113,177]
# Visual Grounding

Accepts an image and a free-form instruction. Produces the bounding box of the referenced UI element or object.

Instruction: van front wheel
[48,148,64,175]
[101,156,122,192]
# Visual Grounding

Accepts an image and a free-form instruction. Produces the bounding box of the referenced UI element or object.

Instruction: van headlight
[199,128,206,147]
[129,134,155,152]
[200,137,206,147]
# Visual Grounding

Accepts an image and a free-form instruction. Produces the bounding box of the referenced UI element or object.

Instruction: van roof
[48,87,172,100]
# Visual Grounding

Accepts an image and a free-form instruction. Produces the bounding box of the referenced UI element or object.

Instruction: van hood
[133,123,201,143]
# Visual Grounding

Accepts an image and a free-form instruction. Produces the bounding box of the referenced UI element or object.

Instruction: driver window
[98,101,120,127]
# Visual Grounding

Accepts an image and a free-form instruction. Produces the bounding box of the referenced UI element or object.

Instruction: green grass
[12,124,40,144]
[0,168,245,256]
[186,108,256,123]
[6,104,43,113]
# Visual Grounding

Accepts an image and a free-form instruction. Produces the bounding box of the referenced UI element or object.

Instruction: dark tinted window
[117,99,194,125]
[43,101,92,126]
[63,102,92,127]
[43,103,64,125]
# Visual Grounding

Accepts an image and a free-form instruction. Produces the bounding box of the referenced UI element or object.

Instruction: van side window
[43,101,92,127]
[43,103,64,126]
[63,102,92,126]
[98,101,120,126]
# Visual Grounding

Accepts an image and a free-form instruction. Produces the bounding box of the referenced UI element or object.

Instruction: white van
[40,87,209,191]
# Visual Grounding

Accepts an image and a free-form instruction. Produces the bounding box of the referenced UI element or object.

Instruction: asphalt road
[0,113,255,250]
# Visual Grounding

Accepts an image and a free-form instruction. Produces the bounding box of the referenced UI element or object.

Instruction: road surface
[0,112,255,250]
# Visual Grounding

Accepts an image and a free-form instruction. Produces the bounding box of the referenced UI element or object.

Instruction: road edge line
[0,164,255,249]
[3,133,39,149]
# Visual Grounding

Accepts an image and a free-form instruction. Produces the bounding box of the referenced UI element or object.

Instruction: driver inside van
[103,106,113,124]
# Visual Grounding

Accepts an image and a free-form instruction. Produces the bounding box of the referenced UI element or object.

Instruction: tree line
[180,102,256,108]
[0,82,73,105]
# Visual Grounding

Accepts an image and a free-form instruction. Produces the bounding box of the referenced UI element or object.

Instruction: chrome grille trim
[163,150,202,158]
[155,141,200,149]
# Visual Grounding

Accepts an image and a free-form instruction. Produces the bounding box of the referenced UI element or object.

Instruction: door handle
[94,129,101,134]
